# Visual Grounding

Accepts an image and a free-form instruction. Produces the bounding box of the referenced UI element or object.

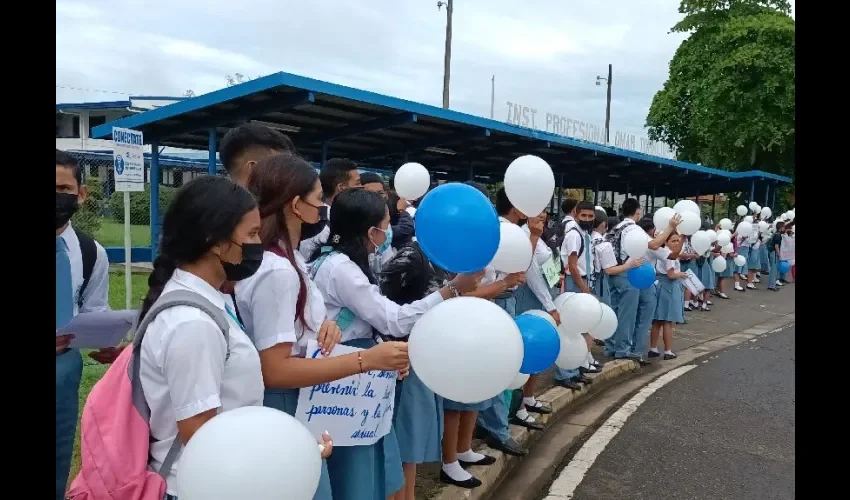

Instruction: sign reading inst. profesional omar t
[112,127,144,192]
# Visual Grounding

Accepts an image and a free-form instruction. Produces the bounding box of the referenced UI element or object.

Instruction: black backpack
[603,221,633,266]
[76,231,97,309]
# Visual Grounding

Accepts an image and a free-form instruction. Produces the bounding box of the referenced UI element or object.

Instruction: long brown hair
[247,153,319,329]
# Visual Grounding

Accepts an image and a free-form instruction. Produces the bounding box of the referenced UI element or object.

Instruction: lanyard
[224,304,243,329]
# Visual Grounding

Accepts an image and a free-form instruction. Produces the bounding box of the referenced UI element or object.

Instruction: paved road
[563,325,795,500]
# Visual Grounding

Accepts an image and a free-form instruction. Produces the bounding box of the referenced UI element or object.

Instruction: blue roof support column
[594,179,599,205]
[770,183,777,210]
[763,182,770,207]
[321,142,329,167]
[557,173,564,219]
[468,162,474,181]
[749,180,755,204]
[150,141,161,261]
[207,129,217,175]
[651,186,657,212]
[711,194,716,221]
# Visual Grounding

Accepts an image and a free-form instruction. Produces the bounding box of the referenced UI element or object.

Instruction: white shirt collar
[170,269,227,309]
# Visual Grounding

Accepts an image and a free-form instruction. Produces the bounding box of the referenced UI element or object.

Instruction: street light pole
[437,0,453,109]
[596,64,613,144]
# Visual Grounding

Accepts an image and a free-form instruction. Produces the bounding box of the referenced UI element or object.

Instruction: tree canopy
[646,0,795,180]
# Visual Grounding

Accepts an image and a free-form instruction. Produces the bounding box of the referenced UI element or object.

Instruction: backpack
[548,217,573,254]
[604,221,633,266]
[76,232,97,310]
[66,290,230,500]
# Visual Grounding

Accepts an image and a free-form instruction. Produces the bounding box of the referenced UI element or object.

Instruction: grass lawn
[68,270,150,485]
[95,221,151,248]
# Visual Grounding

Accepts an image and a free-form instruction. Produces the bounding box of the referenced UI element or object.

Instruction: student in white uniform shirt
[236,155,412,500]
[605,200,681,364]
[309,188,481,499]
[55,150,111,499]
[555,198,580,279]
[300,158,362,260]
[134,176,266,500]
[361,172,415,265]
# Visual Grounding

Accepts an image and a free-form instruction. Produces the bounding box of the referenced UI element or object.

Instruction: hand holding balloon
[362,342,409,372]
[548,309,561,325]
[448,270,485,296]
[628,257,647,269]
[527,215,545,236]
[318,431,333,459]
[503,272,526,288]
[667,213,683,229]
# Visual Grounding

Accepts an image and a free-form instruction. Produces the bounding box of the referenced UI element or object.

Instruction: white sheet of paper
[294,340,396,447]
[683,269,705,296]
[57,309,137,349]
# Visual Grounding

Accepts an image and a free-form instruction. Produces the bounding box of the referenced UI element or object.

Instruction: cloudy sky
[56,0,794,141]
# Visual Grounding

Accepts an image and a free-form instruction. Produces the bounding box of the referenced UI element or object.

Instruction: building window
[89,115,107,129]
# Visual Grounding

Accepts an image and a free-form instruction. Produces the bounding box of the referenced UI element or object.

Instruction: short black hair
[561,198,579,215]
[56,149,82,186]
[464,181,490,200]
[495,187,513,216]
[621,198,641,217]
[607,216,620,231]
[576,200,595,214]
[637,217,654,233]
[775,221,785,231]
[359,172,384,187]
[593,209,608,229]
[219,123,295,173]
[319,158,359,198]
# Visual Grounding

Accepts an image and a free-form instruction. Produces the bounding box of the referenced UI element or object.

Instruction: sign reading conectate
[504,101,677,160]
[112,127,145,192]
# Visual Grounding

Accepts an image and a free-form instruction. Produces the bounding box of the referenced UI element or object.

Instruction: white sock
[523,396,538,407]
[516,408,532,420]
[650,347,660,353]
[664,350,674,355]
[442,461,473,481]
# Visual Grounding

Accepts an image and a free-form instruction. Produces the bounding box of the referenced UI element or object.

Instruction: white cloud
[55,0,794,141]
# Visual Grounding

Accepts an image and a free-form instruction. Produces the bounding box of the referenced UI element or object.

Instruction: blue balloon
[415,183,500,273]
[778,260,791,274]
[627,262,656,290]
[515,314,561,375]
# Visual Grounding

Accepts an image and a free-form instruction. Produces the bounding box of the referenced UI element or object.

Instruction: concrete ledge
[432,359,640,500]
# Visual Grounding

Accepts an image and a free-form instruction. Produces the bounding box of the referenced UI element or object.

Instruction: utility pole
[490,75,495,118]
[437,0,453,109]
[596,64,613,144]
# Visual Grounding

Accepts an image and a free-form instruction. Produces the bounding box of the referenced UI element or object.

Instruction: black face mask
[578,220,594,232]
[300,205,329,242]
[222,242,264,281]
[56,193,79,230]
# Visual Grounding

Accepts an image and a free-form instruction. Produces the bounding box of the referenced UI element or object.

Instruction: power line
[56,84,134,96]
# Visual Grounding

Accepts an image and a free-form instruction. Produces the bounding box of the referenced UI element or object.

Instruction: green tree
[646,1,795,180]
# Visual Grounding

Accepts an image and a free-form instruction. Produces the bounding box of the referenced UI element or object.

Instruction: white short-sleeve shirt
[647,246,673,274]
[561,227,589,277]
[58,223,110,315]
[592,231,618,272]
[139,269,264,495]
[235,249,325,356]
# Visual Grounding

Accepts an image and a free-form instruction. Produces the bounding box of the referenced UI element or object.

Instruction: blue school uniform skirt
[308,337,405,499]
[759,245,770,272]
[735,246,751,275]
[697,259,715,291]
[680,260,695,275]
[747,246,762,271]
[592,273,611,306]
[392,367,444,464]
[718,256,735,279]
[654,275,685,323]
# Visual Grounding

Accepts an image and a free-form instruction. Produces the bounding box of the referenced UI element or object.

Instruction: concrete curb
[432,359,640,500]
[431,312,796,500]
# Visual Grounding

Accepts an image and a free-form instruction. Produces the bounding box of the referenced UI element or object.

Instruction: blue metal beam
[105,246,153,264]
[361,128,491,161]
[147,90,316,141]
[207,129,217,175]
[150,142,161,260]
[300,112,418,144]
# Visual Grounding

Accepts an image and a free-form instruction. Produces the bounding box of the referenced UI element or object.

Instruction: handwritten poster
[682,269,706,296]
[779,235,795,264]
[295,340,397,447]
[541,254,562,288]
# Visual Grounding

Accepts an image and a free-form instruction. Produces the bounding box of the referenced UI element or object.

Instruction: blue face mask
[373,225,393,254]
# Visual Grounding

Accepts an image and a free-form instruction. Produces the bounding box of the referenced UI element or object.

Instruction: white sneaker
[776,281,784,287]
[734,283,744,292]
[753,277,761,283]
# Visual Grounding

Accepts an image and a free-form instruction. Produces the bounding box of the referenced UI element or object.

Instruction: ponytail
[138,254,177,322]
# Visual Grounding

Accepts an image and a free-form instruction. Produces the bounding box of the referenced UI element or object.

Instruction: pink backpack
[66,290,230,500]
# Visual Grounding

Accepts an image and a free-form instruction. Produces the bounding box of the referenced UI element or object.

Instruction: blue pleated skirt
[735,246,751,275]
[592,273,611,306]
[392,368,444,464]
[697,260,715,291]
[680,260,695,274]
[747,246,761,270]
[718,256,735,278]
[654,276,685,323]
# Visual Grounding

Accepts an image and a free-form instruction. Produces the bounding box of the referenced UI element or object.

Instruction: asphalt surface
[567,325,795,500]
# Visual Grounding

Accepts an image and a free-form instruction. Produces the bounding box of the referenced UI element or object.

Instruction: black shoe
[524,401,552,415]
[440,469,482,488]
[555,378,582,390]
[593,339,605,347]
[663,353,677,360]
[510,414,545,430]
[637,358,651,367]
[576,375,593,385]
[486,436,528,456]
[458,454,496,468]
[647,350,661,358]
[579,365,601,375]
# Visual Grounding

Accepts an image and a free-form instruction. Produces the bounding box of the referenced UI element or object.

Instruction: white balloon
[761,207,772,219]
[177,407,321,500]
[706,229,718,242]
[718,218,733,231]
[673,199,701,216]
[786,210,795,221]
[553,292,576,311]
[721,243,734,255]
[758,221,769,232]
[737,221,754,237]
[595,205,605,213]
[678,211,701,235]
[504,155,555,217]
[736,205,748,217]
[588,303,617,341]
[554,328,589,370]
[409,297,523,403]
[743,215,754,224]
[522,309,557,329]
[506,372,530,390]
[691,231,711,255]
[754,205,762,214]
[489,222,533,273]
[748,201,759,212]
[653,206,676,230]
[394,163,430,201]
[734,255,747,267]
[622,227,649,259]
[557,293,603,335]
[716,230,732,247]
[711,256,728,273]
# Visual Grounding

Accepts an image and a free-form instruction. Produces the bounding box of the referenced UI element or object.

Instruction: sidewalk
[416,282,796,499]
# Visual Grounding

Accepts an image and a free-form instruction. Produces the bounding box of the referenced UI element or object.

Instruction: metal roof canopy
[91,72,791,198]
